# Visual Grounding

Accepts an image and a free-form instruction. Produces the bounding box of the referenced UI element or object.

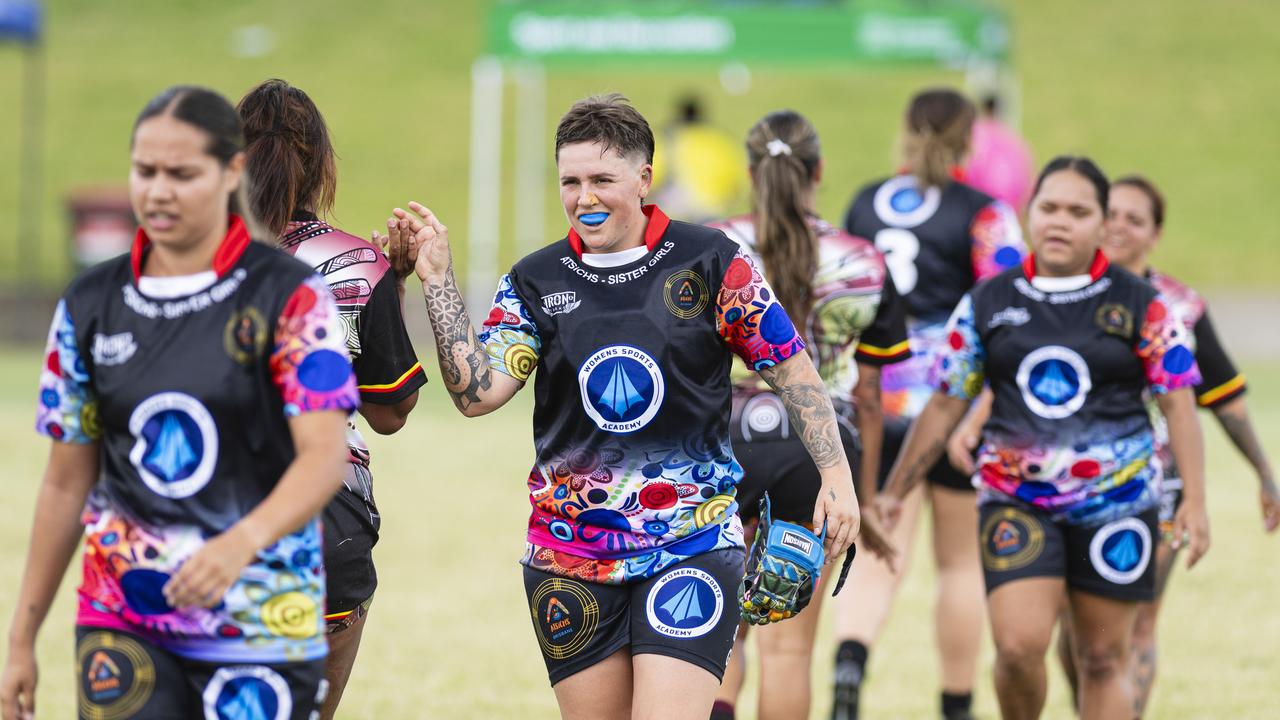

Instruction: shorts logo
[780,530,814,555]
[579,345,665,433]
[663,270,709,319]
[530,578,600,661]
[646,567,724,638]
[1016,346,1092,419]
[1095,303,1134,337]
[989,306,1030,328]
[1089,517,1152,584]
[740,393,786,440]
[541,291,581,316]
[872,175,942,228]
[981,507,1045,571]
[91,332,138,367]
[78,632,155,720]
[128,392,219,499]
[202,665,292,720]
[224,307,267,365]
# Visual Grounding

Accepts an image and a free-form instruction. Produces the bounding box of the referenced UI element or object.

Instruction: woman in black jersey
[0,86,357,720]
[707,111,908,720]
[880,156,1210,719]
[833,88,1025,720]
[1050,175,1278,716]
[238,79,428,720]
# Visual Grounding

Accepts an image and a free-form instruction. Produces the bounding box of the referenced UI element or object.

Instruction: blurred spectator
[964,93,1034,213]
[651,95,745,222]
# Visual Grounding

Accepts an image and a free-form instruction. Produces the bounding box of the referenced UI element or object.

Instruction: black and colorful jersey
[477,206,805,584]
[35,216,360,663]
[1143,269,1245,481]
[932,251,1201,526]
[709,214,909,435]
[844,173,1025,420]
[281,215,426,527]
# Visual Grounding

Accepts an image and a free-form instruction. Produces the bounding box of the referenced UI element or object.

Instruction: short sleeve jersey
[478,206,805,584]
[1144,269,1245,479]
[844,174,1025,420]
[35,217,360,663]
[709,214,909,432]
[931,252,1201,526]
[281,216,427,516]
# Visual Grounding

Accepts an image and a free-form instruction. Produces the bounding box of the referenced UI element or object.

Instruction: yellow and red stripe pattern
[358,362,425,395]
[1197,373,1246,408]
[855,339,911,364]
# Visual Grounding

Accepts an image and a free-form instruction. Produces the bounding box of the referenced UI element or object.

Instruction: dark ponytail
[900,88,975,190]
[236,79,337,237]
[133,85,256,224]
[745,110,821,323]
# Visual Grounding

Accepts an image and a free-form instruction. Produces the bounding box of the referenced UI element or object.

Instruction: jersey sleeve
[477,273,542,382]
[270,275,361,416]
[1135,295,1202,395]
[353,273,427,404]
[970,200,1026,281]
[929,294,986,400]
[1189,308,1246,408]
[853,272,911,366]
[715,250,806,371]
[35,299,101,443]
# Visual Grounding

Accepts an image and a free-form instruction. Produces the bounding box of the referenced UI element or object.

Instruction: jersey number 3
[875,229,920,295]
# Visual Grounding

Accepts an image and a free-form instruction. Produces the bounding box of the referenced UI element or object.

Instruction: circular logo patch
[530,578,600,661]
[664,270,709,319]
[1016,346,1092,419]
[872,175,942,228]
[78,631,155,720]
[741,393,786,439]
[223,307,267,365]
[1089,517,1152,585]
[202,665,292,720]
[579,345,665,433]
[128,392,219,498]
[646,567,724,638]
[980,507,1045,571]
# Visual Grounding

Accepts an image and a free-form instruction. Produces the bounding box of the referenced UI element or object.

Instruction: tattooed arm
[388,203,523,417]
[877,392,970,529]
[759,353,869,560]
[1211,395,1280,532]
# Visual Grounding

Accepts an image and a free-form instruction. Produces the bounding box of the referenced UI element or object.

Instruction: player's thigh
[930,484,981,568]
[76,627,188,719]
[1066,589,1139,667]
[979,502,1066,656]
[987,578,1065,661]
[552,648,633,720]
[632,653,721,720]
[755,585,825,657]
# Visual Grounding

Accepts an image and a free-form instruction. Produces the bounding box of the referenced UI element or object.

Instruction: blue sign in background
[0,0,41,44]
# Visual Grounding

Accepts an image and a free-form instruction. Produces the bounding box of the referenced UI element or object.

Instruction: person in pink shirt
[965,95,1034,214]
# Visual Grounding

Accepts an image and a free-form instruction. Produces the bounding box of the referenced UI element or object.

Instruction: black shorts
[523,547,745,686]
[75,627,325,720]
[731,392,863,524]
[882,417,974,492]
[323,470,380,621]
[979,502,1158,602]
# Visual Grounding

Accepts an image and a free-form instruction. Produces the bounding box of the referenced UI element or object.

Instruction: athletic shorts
[322,481,379,621]
[731,405,863,524]
[979,501,1158,602]
[523,547,745,686]
[1157,474,1184,538]
[882,417,974,492]
[75,626,325,720]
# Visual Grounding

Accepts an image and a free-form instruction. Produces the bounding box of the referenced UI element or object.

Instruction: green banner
[487,0,1008,65]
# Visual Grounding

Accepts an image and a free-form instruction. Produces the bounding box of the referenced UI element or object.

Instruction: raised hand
[388,201,451,284]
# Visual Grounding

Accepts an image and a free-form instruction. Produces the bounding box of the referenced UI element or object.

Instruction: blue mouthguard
[579,212,609,226]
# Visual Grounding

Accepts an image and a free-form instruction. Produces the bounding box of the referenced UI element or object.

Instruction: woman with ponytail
[831,88,1026,720]
[238,79,427,720]
[707,110,909,720]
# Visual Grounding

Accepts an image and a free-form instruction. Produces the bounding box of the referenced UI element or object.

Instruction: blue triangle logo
[1105,532,1141,571]
[659,580,705,625]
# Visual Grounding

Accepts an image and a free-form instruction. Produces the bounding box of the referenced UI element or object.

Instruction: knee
[994,635,1048,676]
[1077,642,1127,683]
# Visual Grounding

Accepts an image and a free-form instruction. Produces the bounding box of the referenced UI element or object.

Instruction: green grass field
[1,0,1279,289]
[0,346,1277,718]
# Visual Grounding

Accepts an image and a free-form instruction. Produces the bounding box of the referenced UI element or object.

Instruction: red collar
[567,204,670,257]
[1021,249,1109,283]
[131,215,251,281]
[896,166,966,183]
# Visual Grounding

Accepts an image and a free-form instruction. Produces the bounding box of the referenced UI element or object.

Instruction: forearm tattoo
[423,268,492,410]
[898,439,947,495]
[1216,403,1274,481]
[761,362,844,471]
